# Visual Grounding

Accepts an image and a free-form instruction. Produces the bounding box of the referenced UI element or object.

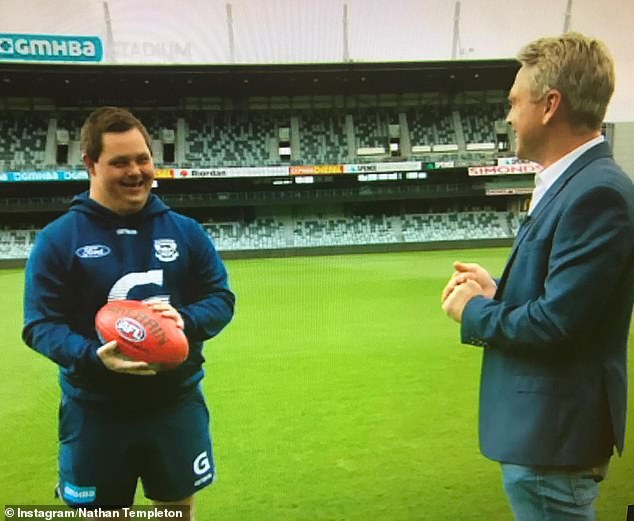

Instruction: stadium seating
[0,100,524,260]
[0,98,514,171]
[0,112,48,171]
[460,103,507,148]
[353,110,390,154]
[407,106,457,150]
[186,111,284,167]
[0,208,520,259]
[401,211,514,242]
[299,111,349,164]
[0,228,37,259]
[204,218,288,250]
[197,209,515,252]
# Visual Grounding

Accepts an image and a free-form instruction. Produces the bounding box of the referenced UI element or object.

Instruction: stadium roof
[0,60,518,104]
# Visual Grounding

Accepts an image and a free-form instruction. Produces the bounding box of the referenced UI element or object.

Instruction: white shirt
[528,135,605,215]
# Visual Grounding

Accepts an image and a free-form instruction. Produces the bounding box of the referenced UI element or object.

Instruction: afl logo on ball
[115,317,146,343]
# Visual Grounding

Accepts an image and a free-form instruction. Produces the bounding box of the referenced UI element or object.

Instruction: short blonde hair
[518,32,615,130]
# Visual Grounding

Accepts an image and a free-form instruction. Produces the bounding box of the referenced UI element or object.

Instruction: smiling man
[85,123,155,216]
[441,34,634,520]
[23,107,235,520]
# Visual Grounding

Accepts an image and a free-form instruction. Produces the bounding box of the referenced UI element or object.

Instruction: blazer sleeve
[461,184,634,355]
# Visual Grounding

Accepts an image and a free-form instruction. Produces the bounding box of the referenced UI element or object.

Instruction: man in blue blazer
[442,33,634,520]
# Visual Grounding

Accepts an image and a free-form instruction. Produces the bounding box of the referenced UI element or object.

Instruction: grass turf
[1,248,632,520]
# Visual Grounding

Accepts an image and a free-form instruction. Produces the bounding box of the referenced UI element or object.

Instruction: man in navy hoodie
[23,107,235,519]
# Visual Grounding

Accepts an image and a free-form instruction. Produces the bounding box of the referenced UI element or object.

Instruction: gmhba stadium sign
[0,33,103,63]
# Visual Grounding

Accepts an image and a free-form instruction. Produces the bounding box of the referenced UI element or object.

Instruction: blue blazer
[461,142,634,467]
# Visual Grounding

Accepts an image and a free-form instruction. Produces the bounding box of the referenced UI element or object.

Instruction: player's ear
[83,153,97,176]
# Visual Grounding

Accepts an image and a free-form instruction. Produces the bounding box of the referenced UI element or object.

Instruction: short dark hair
[80,107,153,162]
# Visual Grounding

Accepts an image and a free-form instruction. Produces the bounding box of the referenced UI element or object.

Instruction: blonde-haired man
[442,33,634,520]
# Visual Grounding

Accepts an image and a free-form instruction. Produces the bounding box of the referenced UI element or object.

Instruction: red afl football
[95,299,189,368]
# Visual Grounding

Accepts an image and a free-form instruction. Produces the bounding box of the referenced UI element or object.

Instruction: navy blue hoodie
[23,192,235,405]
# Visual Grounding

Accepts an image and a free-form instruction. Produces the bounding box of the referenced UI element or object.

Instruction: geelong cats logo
[154,239,179,262]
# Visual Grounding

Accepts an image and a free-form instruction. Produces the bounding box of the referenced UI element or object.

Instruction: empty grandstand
[0,97,510,172]
[0,60,546,262]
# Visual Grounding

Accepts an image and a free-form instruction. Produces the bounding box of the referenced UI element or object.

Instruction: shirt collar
[528,135,605,214]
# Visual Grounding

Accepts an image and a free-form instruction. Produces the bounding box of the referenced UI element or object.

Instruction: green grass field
[1,248,632,520]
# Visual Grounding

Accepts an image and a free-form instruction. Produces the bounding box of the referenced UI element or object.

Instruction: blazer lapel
[530,141,612,222]
[494,142,613,299]
[495,216,532,297]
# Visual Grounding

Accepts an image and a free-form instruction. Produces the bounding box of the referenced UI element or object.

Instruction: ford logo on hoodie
[75,244,111,258]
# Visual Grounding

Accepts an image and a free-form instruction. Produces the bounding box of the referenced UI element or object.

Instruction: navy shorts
[57,386,215,508]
